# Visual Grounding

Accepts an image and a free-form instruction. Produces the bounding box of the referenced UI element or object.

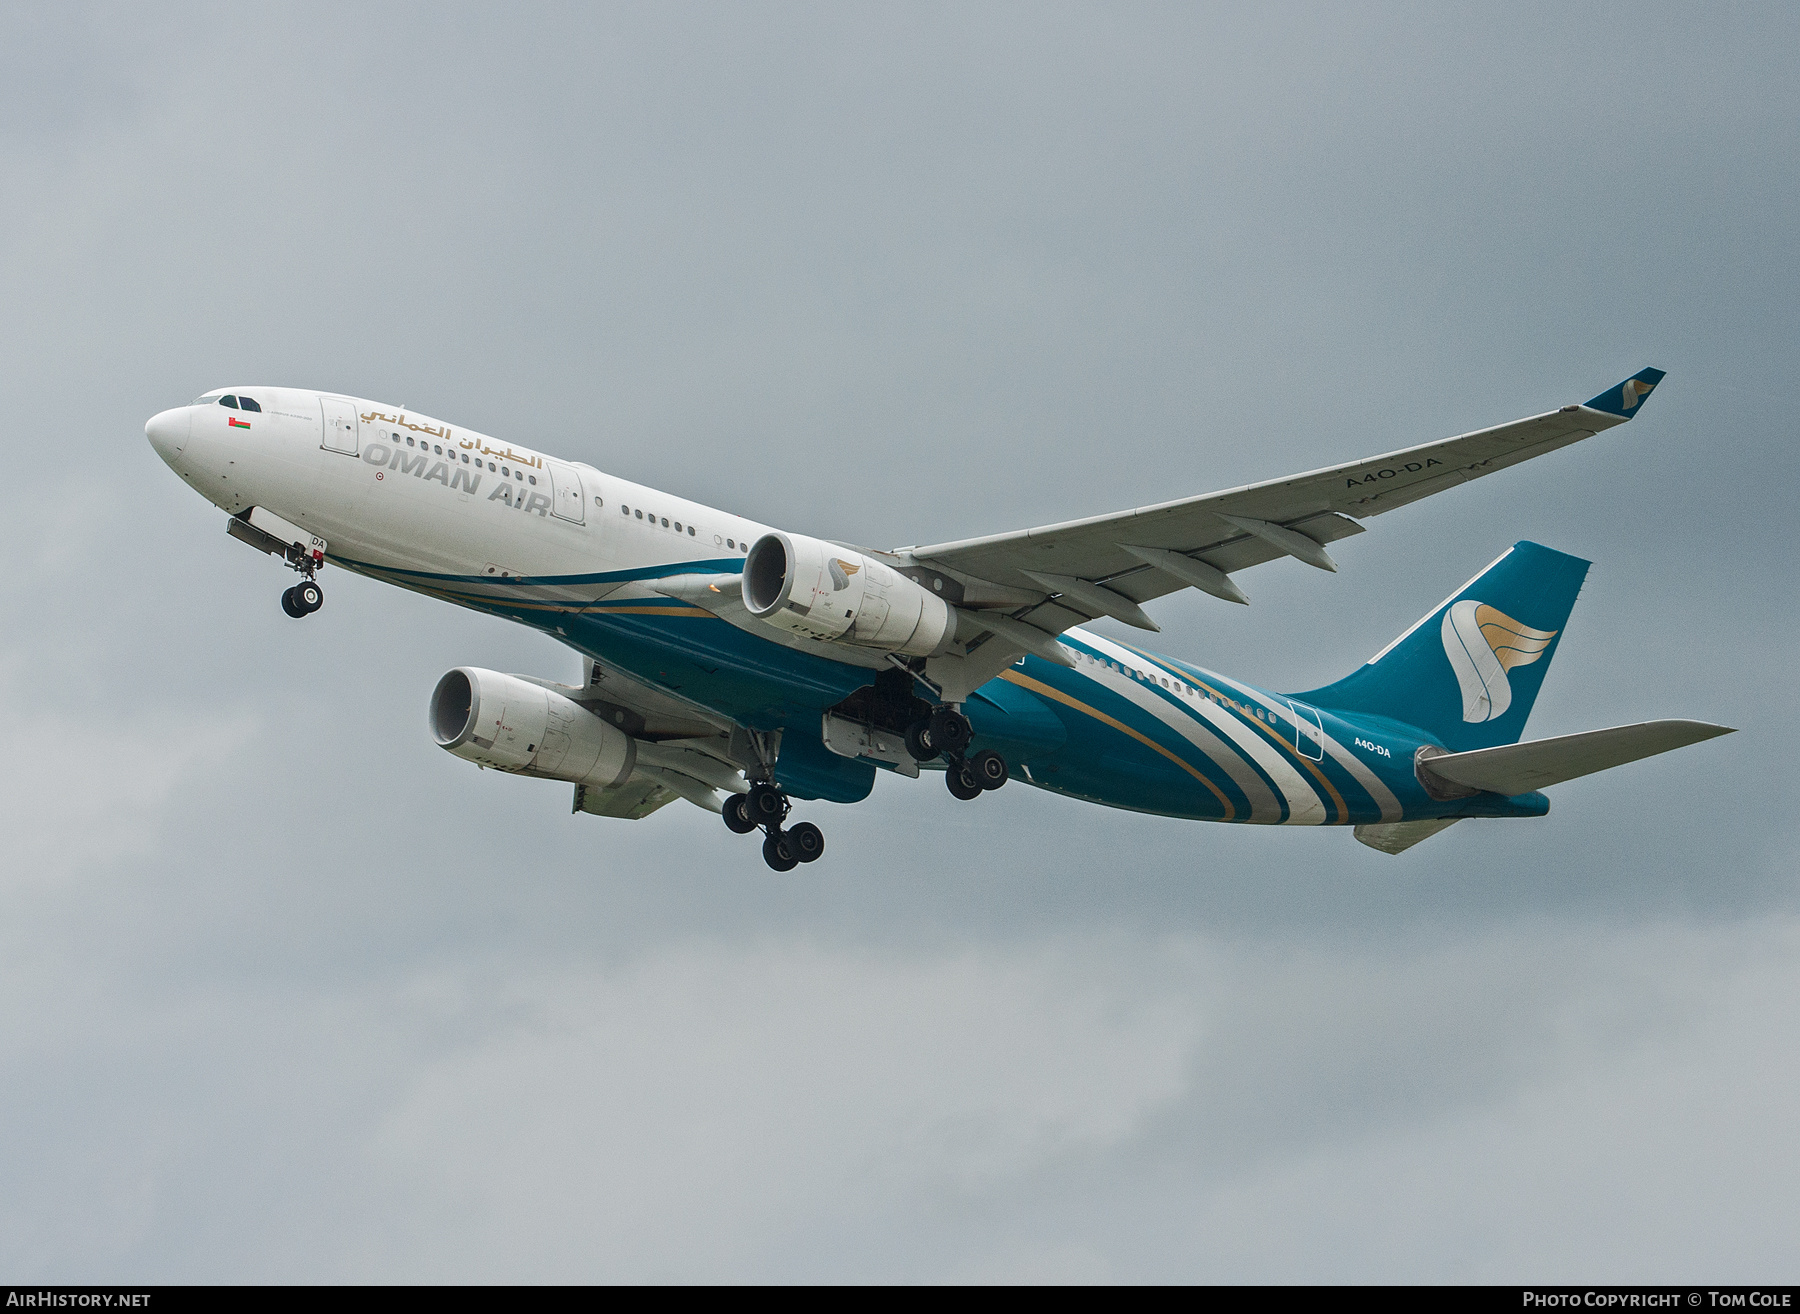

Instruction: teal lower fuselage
[341,555,1547,830]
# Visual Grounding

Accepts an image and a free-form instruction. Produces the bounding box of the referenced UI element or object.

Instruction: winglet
[1582,367,1666,418]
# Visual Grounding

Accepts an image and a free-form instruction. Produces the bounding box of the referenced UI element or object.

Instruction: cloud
[0,658,257,887]
[6,917,1793,1281]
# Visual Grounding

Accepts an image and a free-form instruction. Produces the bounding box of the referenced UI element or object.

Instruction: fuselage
[146,387,1543,828]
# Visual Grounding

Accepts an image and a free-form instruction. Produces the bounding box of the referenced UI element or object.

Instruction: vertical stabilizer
[1296,542,1589,751]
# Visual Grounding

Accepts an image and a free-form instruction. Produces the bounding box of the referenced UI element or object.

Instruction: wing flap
[573,778,680,820]
[1417,719,1734,797]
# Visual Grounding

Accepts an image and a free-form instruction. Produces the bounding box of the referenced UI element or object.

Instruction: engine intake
[430,667,636,787]
[742,532,953,657]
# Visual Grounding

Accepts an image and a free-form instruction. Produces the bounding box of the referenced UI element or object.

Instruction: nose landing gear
[723,785,826,869]
[281,579,324,617]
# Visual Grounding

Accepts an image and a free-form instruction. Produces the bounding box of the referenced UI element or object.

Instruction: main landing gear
[905,706,1009,802]
[722,781,826,871]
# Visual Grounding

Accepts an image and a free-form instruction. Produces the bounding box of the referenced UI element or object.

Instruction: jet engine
[742,532,953,657]
[430,667,636,787]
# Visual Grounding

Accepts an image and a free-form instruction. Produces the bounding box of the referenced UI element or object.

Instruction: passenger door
[320,396,360,455]
[547,459,585,524]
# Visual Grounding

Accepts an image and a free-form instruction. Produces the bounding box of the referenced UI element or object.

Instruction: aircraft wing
[901,370,1665,620]
[542,657,758,820]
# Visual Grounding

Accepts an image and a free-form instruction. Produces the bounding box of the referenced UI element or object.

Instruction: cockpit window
[237,395,262,412]
[220,396,239,409]
[192,393,223,406]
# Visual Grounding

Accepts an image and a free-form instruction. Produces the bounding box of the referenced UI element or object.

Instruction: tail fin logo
[1441,601,1558,723]
[1621,377,1656,410]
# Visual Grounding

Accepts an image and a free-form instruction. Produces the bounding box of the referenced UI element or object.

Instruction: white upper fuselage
[146,385,806,634]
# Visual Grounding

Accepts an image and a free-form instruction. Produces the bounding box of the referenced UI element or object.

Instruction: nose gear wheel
[281,582,323,617]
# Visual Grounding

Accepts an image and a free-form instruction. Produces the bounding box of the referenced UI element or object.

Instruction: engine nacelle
[430,667,637,787]
[742,532,953,657]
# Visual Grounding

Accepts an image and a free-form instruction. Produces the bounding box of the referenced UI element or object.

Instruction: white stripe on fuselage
[1180,665,1402,823]
[1071,631,1326,825]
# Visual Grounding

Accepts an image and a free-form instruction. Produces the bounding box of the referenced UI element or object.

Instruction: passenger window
[727,539,734,548]
[237,396,262,412]
[461,453,469,463]
[688,526,695,536]
[515,471,523,481]
[673,521,682,532]
[621,505,630,515]
[528,475,537,485]
[661,517,668,527]
[636,510,643,519]
[407,436,415,446]
[434,445,443,455]
[220,396,238,408]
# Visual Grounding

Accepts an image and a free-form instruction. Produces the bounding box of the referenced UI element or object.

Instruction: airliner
[144,368,1730,867]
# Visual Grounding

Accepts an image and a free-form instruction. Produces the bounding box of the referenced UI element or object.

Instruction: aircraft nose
[145,406,190,462]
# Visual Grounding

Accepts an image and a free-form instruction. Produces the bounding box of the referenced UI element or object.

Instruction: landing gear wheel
[280,587,305,618]
[762,831,799,871]
[747,781,788,825]
[969,749,1009,790]
[785,821,825,863]
[946,758,984,801]
[295,580,324,613]
[929,706,972,757]
[722,793,758,834]
[905,719,938,763]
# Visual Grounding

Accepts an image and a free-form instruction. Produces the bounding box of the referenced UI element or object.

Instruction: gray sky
[2,1,1796,1282]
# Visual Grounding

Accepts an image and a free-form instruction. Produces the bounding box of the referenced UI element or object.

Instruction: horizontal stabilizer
[1418,719,1734,797]
[1354,819,1460,855]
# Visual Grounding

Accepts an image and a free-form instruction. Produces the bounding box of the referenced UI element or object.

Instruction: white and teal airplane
[145,368,1730,867]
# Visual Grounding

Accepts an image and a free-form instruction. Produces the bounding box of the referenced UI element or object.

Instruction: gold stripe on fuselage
[1118,643,1349,825]
[1000,669,1236,820]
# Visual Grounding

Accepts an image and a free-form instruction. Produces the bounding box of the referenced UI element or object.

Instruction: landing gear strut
[722,783,825,869]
